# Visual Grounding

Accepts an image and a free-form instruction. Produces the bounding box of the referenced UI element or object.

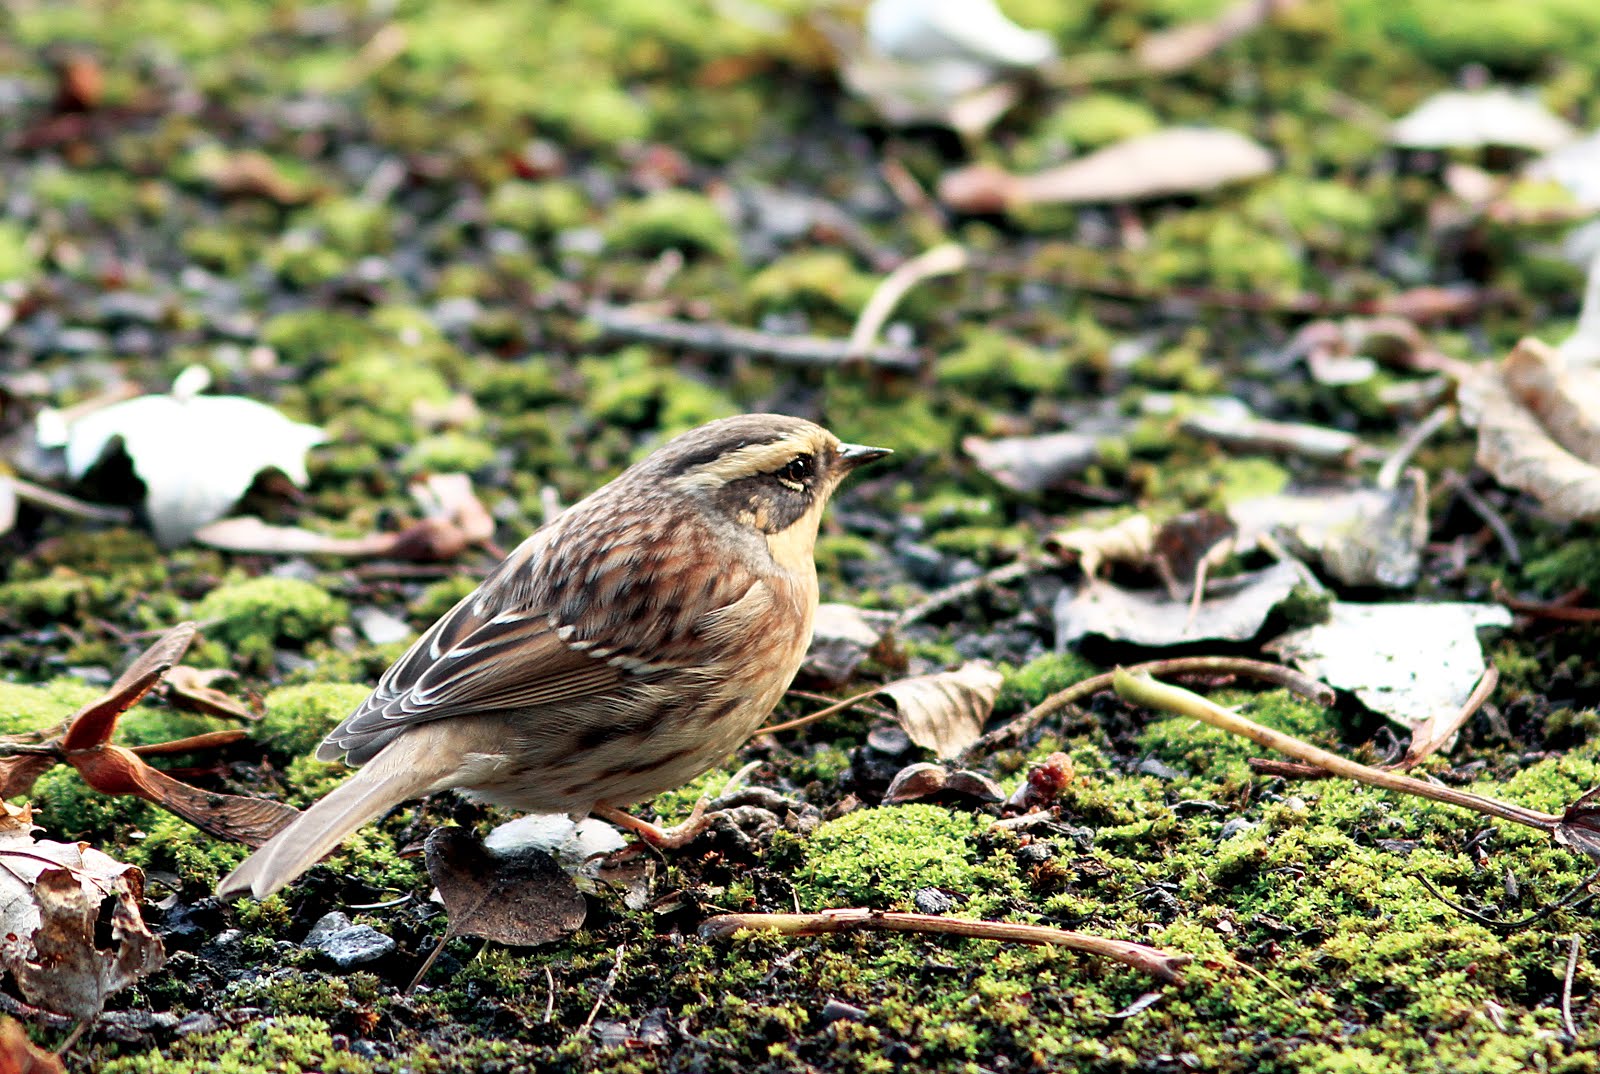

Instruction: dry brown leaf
[0,803,164,1020]
[877,662,1003,760]
[1459,337,1600,520]
[1048,513,1156,579]
[424,827,586,946]
[940,128,1273,211]
[1135,0,1299,74]
[0,1016,64,1074]
[162,666,261,722]
[0,623,301,846]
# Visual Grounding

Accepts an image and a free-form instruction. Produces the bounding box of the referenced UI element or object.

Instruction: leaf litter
[0,803,163,1021]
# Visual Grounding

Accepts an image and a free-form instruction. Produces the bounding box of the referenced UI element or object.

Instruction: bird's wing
[318,516,761,764]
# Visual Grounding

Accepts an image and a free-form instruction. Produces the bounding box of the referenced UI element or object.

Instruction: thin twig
[1416,867,1600,931]
[54,1019,89,1056]
[1493,581,1600,622]
[1445,472,1521,566]
[1114,671,1562,834]
[9,477,133,523]
[759,687,883,736]
[1376,405,1453,490]
[543,965,556,1024]
[1563,935,1582,1039]
[406,935,450,994]
[848,243,967,357]
[1400,664,1498,769]
[961,656,1335,763]
[700,908,1191,983]
[578,945,626,1040]
[894,556,1048,630]
[588,304,922,371]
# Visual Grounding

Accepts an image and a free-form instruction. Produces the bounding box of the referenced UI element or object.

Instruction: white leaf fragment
[867,0,1055,68]
[1391,88,1577,152]
[1268,602,1511,736]
[55,367,325,546]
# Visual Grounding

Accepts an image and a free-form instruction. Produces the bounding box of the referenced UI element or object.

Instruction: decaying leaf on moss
[878,661,1003,760]
[1459,336,1600,520]
[0,802,164,1021]
[0,622,298,847]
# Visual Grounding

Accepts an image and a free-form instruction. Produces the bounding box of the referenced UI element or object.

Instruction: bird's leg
[593,800,712,849]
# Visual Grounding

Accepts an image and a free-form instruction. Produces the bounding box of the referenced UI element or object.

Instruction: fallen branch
[1113,670,1600,860]
[588,304,923,371]
[700,908,1191,983]
[961,656,1334,763]
[894,556,1049,630]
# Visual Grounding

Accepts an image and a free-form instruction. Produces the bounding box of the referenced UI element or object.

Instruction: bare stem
[1112,670,1561,834]
[962,656,1334,762]
[759,688,883,736]
[700,908,1190,983]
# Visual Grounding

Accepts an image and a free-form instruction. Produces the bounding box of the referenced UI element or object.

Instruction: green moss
[0,569,107,625]
[0,678,100,735]
[746,251,877,320]
[928,524,1031,565]
[306,355,454,449]
[31,765,156,841]
[409,575,479,623]
[1042,94,1161,152]
[99,1016,373,1074]
[936,327,1073,396]
[1524,537,1600,596]
[603,190,735,260]
[257,683,371,757]
[1141,211,1306,297]
[123,813,248,889]
[580,346,737,434]
[31,167,142,223]
[0,221,39,283]
[796,805,1021,914]
[994,652,1100,718]
[399,432,499,475]
[194,577,348,650]
[487,179,589,235]
[1243,177,1381,258]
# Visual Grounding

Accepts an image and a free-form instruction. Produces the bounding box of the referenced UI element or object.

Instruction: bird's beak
[836,443,893,471]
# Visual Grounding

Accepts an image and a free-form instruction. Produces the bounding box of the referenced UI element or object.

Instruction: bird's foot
[594,799,713,851]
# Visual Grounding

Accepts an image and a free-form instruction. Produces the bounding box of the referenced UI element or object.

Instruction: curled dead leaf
[878,661,1003,760]
[424,826,587,946]
[163,666,260,722]
[1459,337,1600,521]
[0,804,164,1020]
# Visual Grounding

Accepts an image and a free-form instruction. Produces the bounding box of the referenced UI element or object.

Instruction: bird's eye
[775,455,813,490]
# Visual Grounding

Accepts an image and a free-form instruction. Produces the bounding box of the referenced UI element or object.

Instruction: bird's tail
[218,730,457,900]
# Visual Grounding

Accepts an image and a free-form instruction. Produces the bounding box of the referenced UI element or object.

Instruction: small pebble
[303,911,396,970]
[912,888,956,915]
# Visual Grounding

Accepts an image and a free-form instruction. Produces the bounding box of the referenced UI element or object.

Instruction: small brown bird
[219,414,889,899]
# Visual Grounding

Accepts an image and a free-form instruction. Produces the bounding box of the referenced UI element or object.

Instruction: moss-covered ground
[4,0,1600,1070]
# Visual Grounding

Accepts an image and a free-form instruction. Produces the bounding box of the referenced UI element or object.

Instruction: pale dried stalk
[962,656,1334,762]
[1113,670,1561,835]
[700,908,1191,983]
[847,244,968,357]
